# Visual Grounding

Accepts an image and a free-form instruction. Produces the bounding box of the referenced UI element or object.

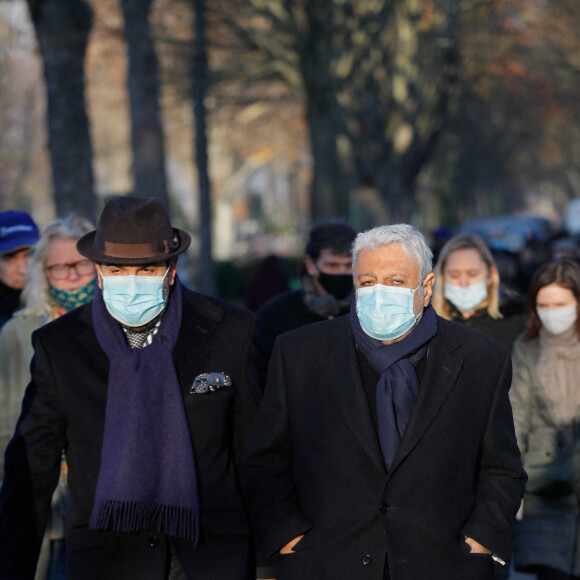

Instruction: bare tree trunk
[27,0,96,221]
[191,0,216,296]
[305,90,348,222]
[299,1,349,222]
[121,0,169,206]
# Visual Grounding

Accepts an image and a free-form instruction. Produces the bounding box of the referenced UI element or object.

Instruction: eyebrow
[102,262,162,268]
[357,269,409,278]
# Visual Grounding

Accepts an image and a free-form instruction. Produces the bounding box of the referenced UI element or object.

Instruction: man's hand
[280,534,305,554]
[464,536,492,554]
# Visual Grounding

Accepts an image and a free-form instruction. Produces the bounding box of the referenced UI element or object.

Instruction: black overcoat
[245,314,526,580]
[0,287,261,580]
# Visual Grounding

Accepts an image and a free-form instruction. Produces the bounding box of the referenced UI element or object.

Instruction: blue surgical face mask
[100,267,170,327]
[443,281,488,313]
[356,283,421,341]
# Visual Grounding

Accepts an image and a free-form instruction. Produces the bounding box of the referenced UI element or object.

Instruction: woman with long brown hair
[511,258,580,579]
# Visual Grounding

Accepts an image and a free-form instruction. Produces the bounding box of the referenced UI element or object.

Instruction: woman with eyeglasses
[510,258,580,580]
[0,215,95,580]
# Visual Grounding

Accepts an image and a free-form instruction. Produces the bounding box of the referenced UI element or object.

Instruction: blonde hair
[18,216,94,320]
[432,234,502,320]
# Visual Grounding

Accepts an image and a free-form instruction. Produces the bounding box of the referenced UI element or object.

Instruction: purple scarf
[89,278,199,542]
[351,302,438,469]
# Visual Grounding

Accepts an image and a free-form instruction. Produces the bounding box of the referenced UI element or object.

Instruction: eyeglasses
[46,259,94,280]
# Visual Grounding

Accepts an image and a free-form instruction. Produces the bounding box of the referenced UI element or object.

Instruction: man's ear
[304,255,318,278]
[423,273,436,307]
[169,258,178,285]
[94,262,103,290]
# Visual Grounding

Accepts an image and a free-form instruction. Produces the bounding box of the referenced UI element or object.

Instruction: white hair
[17,216,94,319]
[352,224,433,282]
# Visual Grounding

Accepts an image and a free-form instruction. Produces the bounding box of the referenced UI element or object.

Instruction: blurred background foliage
[0,0,579,296]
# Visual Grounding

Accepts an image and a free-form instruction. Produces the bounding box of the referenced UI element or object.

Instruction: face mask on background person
[317,270,353,300]
[444,281,488,313]
[356,283,420,341]
[49,278,97,312]
[537,304,577,335]
[100,267,170,327]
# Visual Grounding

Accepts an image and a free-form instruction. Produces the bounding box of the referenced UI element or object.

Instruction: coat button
[361,554,372,565]
[379,503,389,513]
[148,536,159,547]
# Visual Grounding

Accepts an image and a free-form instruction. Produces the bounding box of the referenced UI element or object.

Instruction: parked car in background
[459,214,553,254]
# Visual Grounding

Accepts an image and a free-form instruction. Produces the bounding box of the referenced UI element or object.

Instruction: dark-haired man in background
[255,220,357,372]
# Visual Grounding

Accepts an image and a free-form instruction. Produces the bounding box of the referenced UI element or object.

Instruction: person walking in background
[0,210,40,330]
[0,215,96,580]
[0,197,261,580]
[0,216,96,462]
[255,220,356,372]
[245,255,290,313]
[432,234,525,350]
[510,258,580,580]
[246,223,525,580]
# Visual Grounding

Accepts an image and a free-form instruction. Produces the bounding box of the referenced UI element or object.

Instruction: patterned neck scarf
[49,277,97,312]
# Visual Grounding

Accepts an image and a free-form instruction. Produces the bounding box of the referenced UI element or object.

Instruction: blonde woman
[432,234,525,349]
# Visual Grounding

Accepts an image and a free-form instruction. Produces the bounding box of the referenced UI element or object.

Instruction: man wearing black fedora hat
[0,197,261,580]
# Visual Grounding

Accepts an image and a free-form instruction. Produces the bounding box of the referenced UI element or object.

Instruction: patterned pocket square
[190,372,232,394]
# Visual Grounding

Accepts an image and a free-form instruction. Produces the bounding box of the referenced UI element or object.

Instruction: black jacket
[0,287,261,580]
[256,289,349,376]
[245,315,526,580]
[0,281,21,331]
[448,298,526,350]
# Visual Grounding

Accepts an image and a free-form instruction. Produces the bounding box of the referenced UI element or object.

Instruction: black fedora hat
[77,197,191,265]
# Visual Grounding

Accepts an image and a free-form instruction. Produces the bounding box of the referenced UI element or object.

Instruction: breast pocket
[184,385,236,454]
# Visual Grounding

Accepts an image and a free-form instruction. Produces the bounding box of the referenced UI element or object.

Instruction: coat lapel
[76,288,223,392]
[77,303,109,371]
[319,317,386,473]
[390,321,463,473]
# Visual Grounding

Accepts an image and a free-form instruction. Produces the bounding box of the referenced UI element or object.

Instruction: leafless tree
[27,0,96,221]
[121,0,169,206]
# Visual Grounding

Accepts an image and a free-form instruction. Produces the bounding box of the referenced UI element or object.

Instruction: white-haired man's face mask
[354,243,435,344]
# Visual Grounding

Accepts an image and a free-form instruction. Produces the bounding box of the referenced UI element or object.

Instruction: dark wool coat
[0,280,21,331]
[255,290,329,366]
[245,315,526,580]
[0,287,261,580]
[448,298,526,351]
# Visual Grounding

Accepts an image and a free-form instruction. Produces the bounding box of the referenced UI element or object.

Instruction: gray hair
[352,224,433,282]
[18,216,94,320]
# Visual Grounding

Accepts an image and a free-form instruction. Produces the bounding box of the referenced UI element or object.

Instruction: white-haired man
[245,223,526,580]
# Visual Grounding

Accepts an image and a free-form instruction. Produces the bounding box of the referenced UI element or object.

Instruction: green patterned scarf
[49,278,97,312]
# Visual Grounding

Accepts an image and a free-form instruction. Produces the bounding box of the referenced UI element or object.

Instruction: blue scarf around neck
[89,277,200,542]
[350,300,438,469]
